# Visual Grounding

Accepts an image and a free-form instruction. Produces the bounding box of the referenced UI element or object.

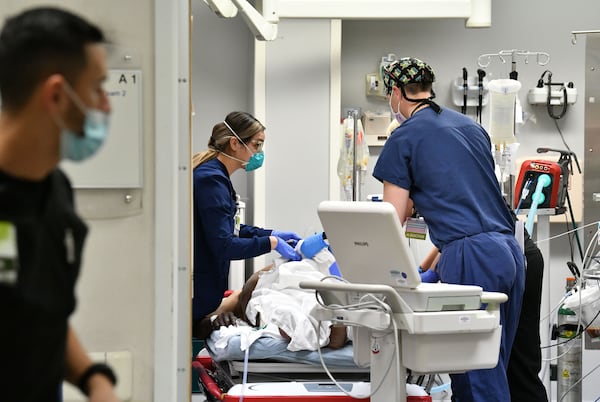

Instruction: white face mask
[388,88,407,124]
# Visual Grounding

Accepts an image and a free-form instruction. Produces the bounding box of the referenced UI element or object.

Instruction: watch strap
[77,362,117,396]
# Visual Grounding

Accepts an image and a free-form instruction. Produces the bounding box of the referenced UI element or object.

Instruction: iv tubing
[525,174,552,235]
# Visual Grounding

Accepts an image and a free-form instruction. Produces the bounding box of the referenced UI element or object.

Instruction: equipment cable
[476,69,486,124]
[311,282,427,399]
[461,67,468,115]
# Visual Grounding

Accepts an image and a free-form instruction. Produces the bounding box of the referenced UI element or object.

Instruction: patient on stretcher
[194,241,348,352]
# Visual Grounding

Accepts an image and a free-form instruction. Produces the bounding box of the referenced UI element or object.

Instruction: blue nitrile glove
[329,261,342,277]
[300,232,328,259]
[420,269,440,283]
[272,230,302,242]
[274,237,302,261]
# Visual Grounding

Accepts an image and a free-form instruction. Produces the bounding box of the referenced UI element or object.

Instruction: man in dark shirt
[0,7,119,401]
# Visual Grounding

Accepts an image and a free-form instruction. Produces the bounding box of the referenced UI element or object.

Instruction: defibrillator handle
[536,147,581,174]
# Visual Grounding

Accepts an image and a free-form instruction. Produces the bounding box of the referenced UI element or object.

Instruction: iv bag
[337,115,369,201]
[488,79,521,144]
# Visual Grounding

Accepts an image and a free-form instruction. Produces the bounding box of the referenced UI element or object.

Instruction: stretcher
[194,333,447,401]
[193,356,433,402]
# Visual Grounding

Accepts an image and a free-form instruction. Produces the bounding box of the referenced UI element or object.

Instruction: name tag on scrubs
[405,218,428,240]
[234,210,241,237]
[0,221,18,285]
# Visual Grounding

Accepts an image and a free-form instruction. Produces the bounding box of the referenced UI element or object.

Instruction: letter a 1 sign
[61,69,143,189]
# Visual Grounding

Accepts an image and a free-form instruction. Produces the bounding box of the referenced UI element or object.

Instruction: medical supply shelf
[517,207,566,216]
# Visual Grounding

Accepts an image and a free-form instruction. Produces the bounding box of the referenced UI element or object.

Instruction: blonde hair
[192,111,265,169]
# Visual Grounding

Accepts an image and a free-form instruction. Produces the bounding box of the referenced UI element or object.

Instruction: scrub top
[373,107,515,250]
[193,158,271,321]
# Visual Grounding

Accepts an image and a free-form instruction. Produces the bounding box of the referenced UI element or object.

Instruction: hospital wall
[191,1,253,211]
[193,0,600,400]
[0,1,157,401]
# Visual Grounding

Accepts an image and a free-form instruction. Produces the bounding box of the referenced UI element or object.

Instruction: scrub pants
[437,232,525,402]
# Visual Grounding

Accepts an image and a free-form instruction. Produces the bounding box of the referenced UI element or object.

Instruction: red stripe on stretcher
[192,361,223,400]
[222,395,431,401]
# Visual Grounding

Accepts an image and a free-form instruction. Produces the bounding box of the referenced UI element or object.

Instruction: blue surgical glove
[420,269,440,283]
[328,261,342,277]
[300,232,328,259]
[274,237,302,261]
[272,230,302,242]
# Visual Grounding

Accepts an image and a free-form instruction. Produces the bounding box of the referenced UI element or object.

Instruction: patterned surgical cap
[382,57,435,94]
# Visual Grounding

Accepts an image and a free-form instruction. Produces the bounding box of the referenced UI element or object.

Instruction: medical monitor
[318,201,421,289]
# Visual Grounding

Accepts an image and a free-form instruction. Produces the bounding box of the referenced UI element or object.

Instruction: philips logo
[354,241,369,246]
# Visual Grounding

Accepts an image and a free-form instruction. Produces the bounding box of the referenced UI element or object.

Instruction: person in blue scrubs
[192,111,302,338]
[373,58,525,402]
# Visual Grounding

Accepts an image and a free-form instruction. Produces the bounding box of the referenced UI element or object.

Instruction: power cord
[537,70,570,120]
[461,67,468,115]
[476,68,486,124]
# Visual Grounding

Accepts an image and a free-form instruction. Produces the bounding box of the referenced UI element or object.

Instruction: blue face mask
[60,83,109,162]
[244,150,264,171]
[223,121,265,171]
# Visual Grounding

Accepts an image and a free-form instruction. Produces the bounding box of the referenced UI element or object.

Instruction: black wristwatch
[77,363,118,396]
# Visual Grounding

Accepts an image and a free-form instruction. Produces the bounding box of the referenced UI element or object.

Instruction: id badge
[405,217,428,240]
[233,208,241,237]
[0,221,18,284]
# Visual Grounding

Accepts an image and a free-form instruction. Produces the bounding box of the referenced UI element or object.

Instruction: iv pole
[477,49,551,206]
[352,109,359,201]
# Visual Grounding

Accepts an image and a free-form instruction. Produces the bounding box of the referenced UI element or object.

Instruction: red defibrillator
[513,148,580,211]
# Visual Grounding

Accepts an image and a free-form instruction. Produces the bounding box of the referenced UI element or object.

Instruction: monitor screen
[318,201,421,289]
